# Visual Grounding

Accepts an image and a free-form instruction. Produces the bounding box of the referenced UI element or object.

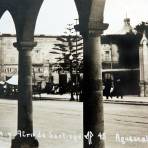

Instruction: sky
[0,0,148,35]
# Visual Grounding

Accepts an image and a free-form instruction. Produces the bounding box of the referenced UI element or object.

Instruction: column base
[139,81,145,97]
[11,136,39,148]
[139,81,148,97]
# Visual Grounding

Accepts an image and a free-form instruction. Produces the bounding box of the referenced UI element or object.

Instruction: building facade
[0,18,146,96]
[0,34,61,82]
[101,18,142,95]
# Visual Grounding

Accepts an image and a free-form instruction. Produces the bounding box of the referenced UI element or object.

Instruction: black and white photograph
[0,0,148,148]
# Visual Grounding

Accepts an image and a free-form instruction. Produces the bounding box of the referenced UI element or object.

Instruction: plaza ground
[0,95,148,148]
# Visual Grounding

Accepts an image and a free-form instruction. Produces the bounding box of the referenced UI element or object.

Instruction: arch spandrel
[89,0,106,23]
[74,0,108,34]
[74,0,91,26]
[12,0,44,42]
[74,0,90,18]
[0,8,7,19]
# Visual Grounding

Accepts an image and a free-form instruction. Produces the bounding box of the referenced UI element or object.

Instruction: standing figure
[104,78,112,99]
[114,78,123,99]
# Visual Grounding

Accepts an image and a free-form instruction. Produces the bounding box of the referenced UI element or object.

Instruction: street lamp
[69,54,73,61]
[69,54,75,101]
[74,18,79,101]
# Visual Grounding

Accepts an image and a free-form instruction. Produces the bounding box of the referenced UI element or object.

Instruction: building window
[105,51,110,61]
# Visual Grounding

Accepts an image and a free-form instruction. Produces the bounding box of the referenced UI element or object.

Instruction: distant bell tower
[117,16,134,34]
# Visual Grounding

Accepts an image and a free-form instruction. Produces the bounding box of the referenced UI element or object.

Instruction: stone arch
[0,1,108,148]
[6,2,42,40]
[0,0,44,42]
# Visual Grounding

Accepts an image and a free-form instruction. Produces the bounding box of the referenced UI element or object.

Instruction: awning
[6,75,18,85]
[6,74,45,86]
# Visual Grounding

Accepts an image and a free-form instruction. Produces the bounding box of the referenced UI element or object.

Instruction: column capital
[13,41,37,51]
[76,22,108,37]
[88,21,109,34]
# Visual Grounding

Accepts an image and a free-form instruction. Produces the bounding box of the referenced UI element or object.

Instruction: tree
[51,35,83,72]
[135,21,148,37]
[50,24,83,100]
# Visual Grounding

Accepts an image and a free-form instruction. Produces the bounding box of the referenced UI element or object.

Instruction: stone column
[11,42,38,148]
[81,23,108,148]
[139,44,145,97]
[139,32,148,97]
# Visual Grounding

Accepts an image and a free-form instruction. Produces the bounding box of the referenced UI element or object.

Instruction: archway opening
[0,10,16,34]
[35,0,78,35]
[0,10,18,92]
[0,10,17,148]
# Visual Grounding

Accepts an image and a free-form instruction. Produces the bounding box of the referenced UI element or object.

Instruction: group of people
[0,83,18,97]
[103,78,123,99]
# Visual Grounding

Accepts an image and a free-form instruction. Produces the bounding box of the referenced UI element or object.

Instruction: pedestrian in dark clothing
[114,79,123,99]
[104,78,112,99]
